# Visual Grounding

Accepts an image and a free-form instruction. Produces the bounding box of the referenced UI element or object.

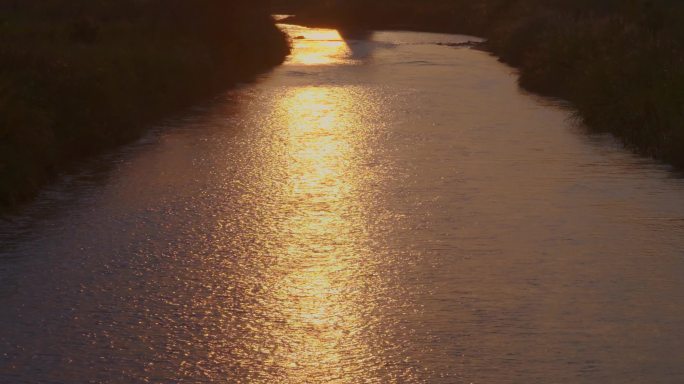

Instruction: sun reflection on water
[203,26,416,382]
[230,85,390,383]
[274,86,372,382]
[286,28,351,66]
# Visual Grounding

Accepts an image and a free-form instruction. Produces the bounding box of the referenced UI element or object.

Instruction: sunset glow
[287,29,351,65]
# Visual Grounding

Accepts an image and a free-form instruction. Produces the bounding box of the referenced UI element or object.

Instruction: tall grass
[487,0,684,166]
[0,0,289,207]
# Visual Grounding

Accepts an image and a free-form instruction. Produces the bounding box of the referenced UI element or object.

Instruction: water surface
[2,24,684,383]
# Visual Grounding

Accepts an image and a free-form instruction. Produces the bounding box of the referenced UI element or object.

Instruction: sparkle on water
[236,85,391,381]
[2,22,684,384]
[286,29,351,65]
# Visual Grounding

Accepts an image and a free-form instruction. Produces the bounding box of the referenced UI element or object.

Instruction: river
[2,23,684,383]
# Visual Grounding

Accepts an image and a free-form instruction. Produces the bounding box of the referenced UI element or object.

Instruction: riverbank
[0,0,290,208]
[282,0,684,170]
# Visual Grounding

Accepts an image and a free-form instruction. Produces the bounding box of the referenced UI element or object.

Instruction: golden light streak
[287,29,351,66]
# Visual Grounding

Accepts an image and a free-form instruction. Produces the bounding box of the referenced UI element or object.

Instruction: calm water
[2,24,684,383]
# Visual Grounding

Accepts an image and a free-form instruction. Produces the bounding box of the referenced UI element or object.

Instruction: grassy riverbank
[0,0,289,208]
[285,0,684,169]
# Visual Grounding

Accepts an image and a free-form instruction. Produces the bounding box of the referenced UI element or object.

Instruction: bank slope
[0,0,290,208]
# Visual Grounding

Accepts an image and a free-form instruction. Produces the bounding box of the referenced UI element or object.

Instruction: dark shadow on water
[339,28,376,60]
[338,28,373,41]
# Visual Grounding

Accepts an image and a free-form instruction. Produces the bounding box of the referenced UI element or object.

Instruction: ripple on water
[1,23,684,384]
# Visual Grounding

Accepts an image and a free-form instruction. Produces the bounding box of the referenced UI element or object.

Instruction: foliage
[0,0,289,207]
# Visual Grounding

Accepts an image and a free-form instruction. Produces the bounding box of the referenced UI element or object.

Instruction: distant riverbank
[283,0,684,171]
[0,0,289,208]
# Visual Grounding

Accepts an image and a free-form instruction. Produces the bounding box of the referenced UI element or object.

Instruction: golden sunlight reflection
[287,28,351,66]
[237,86,392,383]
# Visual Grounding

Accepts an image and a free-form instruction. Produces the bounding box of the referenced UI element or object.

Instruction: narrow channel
[1,23,684,383]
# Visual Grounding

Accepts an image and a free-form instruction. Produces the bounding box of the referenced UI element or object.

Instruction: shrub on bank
[0,0,289,207]
[487,1,684,166]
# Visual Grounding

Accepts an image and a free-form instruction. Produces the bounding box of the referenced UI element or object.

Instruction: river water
[2,24,684,383]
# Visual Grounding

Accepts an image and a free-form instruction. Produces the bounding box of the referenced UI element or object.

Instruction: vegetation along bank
[0,0,290,208]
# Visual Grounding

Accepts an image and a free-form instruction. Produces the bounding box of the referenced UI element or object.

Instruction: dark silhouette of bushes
[0,0,289,208]
[286,0,684,169]
[486,0,684,166]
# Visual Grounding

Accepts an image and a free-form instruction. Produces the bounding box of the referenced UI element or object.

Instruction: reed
[0,0,290,207]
